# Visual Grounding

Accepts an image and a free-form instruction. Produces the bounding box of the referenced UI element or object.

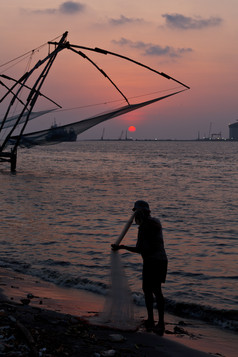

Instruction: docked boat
[46,122,77,142]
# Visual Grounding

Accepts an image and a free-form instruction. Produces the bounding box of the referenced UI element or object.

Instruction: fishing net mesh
[99,251,136,330]
[6,91,184,148]
[88,250,137,330]
[90,214,138,330]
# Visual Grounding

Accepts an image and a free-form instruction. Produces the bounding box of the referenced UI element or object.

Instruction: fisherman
[111,200,168,335]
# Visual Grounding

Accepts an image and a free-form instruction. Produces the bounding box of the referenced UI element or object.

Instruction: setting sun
[128,126,136,132]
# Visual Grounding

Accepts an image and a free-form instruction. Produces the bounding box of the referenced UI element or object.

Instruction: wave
[170,270,238,281]
[34,265,238,332]
[165,299,238,331]
[42,259,71,267]
[1,259,237,331]
[125,292,238,331]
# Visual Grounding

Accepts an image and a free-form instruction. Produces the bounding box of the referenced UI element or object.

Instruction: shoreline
[0,267,236,356]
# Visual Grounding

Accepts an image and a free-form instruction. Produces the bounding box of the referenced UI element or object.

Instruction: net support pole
[10,149,17,172]
[114,212,135,246]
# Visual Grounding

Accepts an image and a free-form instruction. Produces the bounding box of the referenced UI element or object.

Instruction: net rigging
[0,31,190,171]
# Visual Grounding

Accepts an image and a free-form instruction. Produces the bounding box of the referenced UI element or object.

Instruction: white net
[99,251,136,330]
[90,213,138,330]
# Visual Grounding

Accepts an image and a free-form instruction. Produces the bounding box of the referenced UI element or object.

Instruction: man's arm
[111,244,140,253]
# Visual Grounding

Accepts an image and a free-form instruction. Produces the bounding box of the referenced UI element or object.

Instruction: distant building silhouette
[229,121,238,140]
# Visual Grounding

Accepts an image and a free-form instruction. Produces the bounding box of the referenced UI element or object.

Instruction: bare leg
[144,291,154,321]
[154,285,164,323]
[154,284,165,335]
[143,290,155,330]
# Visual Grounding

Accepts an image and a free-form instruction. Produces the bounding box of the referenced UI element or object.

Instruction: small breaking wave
[1,258,237,331]
[132,292,238,331]
[165,299,238,331]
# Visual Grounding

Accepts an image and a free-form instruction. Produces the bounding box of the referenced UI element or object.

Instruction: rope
[0,34,63,70]
[48,86,181,115]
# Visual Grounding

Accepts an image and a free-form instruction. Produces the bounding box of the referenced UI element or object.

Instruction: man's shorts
[142,259,168,291]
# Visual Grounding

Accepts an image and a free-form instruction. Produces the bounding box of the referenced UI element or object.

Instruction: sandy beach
[1,267,236,357]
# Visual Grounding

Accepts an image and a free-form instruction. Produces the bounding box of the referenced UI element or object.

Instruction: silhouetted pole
[10,149,17,172]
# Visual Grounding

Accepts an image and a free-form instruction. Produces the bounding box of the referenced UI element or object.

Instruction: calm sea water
[0,141,237,331]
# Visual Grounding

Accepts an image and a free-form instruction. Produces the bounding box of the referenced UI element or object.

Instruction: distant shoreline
[78,138,237,142]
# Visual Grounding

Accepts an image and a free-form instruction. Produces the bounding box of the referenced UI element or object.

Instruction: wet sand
[0,267,236,356]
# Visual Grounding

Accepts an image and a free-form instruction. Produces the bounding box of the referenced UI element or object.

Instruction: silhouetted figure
[112,200,168,335]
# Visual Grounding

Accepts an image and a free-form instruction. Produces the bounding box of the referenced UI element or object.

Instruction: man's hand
[111,244,124,251]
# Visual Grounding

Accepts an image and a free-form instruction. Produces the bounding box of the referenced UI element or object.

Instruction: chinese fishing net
[5,91,184,148]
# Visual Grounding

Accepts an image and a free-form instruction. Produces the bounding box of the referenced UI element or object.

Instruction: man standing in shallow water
[112,200,168,335]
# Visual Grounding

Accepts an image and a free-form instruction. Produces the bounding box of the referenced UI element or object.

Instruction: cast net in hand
[99,250,136,330]
[92,213,138,330]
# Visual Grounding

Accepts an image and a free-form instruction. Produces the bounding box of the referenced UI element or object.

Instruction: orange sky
[0,0,237,139]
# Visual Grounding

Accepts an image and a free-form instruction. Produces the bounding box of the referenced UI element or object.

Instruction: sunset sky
[0,0,237,140]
